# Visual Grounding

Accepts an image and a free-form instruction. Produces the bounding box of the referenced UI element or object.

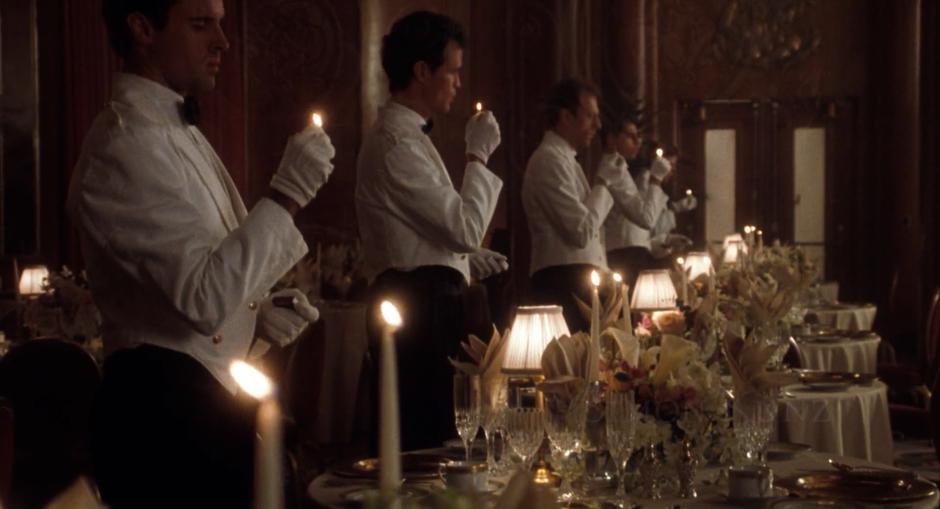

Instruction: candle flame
[229,360,273,399]
[677,257,685,266]
[656,148,664,158]
[686,189,693,196]
[757,229,763,235]
[475,101,483,112]
[311,112,323,128]
[612,272,623,283]
[380,300,403,328]
[590,270,600,287]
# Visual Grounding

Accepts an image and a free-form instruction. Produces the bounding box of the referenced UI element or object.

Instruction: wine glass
[453,373,481,461]
[606,390,638,507]
[481,403,504,473]
[733,390,778,464]
[543,391,587,503]
[504,407,544,469]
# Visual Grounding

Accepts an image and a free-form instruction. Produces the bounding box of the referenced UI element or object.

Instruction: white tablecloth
[807,302,877,331]
[777,381,893,464]
[313,301,369,445]
[309,449,936,508]
[795,333,881,374]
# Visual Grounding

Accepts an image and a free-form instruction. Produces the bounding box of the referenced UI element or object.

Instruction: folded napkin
[574,287,624,330]
[494,470,560,509]
[449,326,510,410]
[538,332,591,403]
[722,333,798,398]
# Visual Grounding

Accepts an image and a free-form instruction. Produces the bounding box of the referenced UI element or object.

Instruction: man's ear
[127,12,157,49]
[412,60,432,85]
[559,107,575,128]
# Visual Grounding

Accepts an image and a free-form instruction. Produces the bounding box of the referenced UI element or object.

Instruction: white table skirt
[314,301,368,445]
[777,381,893,464]
[309,449,935,508]
[807,302,877,331]
[796,334,881,374]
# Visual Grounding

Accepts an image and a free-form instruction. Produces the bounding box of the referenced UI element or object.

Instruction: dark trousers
[529,264,599,333]
[367,266,468,451]
[607,247,658,301]
[92,345,258,509]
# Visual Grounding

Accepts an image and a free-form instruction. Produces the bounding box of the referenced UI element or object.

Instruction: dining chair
[0,337,101,508]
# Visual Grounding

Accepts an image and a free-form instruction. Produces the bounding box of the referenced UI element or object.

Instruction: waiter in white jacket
[595,108,670,290]
[522,79,615,332]
[68,0,332,506]
[356,11,504,450]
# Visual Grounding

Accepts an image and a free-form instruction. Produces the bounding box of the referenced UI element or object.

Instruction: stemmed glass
[606,390,638,507]
[504,407,544,469]
[543,391,587,504]
[453,374,482,462]
[481,404,503,473]
[733,390,778,464]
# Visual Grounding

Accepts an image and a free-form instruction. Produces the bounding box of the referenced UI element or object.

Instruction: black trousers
[607,247,658,301]
[529,264,599,334]
[92,345,258,509]
[367,266,468,451]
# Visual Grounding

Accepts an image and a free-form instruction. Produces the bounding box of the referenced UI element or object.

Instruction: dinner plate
[725,486,789,506]
[768,499,861,508]
[332,453,452,480]
[338,485,430,507]
[776,470,937,503]
[766,441,812,461]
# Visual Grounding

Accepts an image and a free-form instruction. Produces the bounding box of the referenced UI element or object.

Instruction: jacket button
[248,301,258,311]
[212,334,223,344]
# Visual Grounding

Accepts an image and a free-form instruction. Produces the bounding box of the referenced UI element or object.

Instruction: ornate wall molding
[712,0,821,69]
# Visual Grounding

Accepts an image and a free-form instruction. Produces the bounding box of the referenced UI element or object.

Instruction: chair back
[926,288,940,376]
[0,338,100,508]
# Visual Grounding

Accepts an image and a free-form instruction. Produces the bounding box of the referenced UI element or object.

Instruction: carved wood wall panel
[244,0,361,240]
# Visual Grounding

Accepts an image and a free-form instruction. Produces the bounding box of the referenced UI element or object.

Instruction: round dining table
[794,331,881,374]
[777,381,893,465]
[308,447,936,508]
[805,302,877,331]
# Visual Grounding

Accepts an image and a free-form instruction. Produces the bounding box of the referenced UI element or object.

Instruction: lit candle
[589,270,601,382]
[656,148,664,158]
[685,189,693,197]
[379,300,403,506]
[310,111,324,129]
[677,257,688,304]
[744,226,755,249]
[757,229,764,249]
[612,272,626,326]
[475,101,483,113]
[230,361,283,509]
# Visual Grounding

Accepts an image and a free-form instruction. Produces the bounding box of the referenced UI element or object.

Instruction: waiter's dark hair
[382,11,465,93]
[544,78,598,128]
[599,100,643,141]
[102,0,178,58]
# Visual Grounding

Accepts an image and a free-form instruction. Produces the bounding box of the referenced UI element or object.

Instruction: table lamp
[631,270,678,312]
[683,252,714,281]
[501,305,570,407]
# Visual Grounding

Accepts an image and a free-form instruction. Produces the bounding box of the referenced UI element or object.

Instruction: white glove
[465,111,501,164]
[671,195,697,212]
[257,288,320,347]
[468,248,509,280]
[595,154,627,187]
[650,156,672,181]
[269,126,336,208]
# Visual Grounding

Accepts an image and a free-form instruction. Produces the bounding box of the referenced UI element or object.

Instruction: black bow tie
[180,96,201,125]
[421,118,434,134]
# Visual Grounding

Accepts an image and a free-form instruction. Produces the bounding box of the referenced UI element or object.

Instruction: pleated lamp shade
[631,270,678,311]
[501,305,571,375]
[684,252,714,280]
[18,266,49,296]
[723,239,748,264]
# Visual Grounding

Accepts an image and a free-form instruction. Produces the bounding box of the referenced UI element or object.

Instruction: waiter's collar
[543,130,578,160]
[383,100,432,136]
[112,72,188,127]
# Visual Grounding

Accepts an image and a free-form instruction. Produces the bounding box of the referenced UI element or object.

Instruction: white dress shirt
[596,152,668,253]
[522,130,614,274]
[355,101,503,281]
[68,73,307,393]
[604,168,668,251]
